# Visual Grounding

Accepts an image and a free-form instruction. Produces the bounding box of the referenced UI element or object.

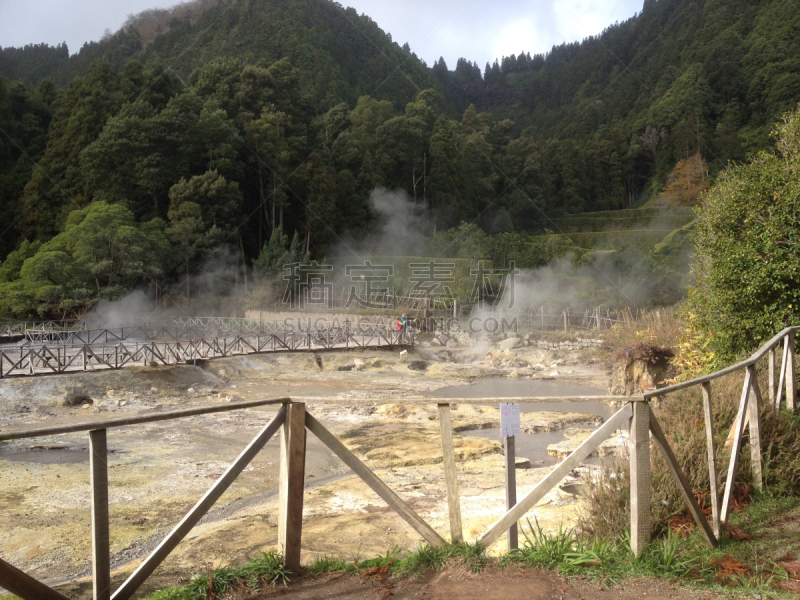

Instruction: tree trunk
[239,235,248,292]
[272,176,277,234]
[258,164,265,247]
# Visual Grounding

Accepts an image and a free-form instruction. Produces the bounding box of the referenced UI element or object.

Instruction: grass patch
[393,541,488,577]
[138,495,800,599]
[144,551,291,600]
[143,543,487,599]
[503,496,800,595]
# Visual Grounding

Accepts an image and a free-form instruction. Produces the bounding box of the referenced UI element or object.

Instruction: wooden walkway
[0,329,413,379]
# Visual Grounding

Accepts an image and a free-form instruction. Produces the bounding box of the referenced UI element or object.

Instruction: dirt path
[247,563,720,600]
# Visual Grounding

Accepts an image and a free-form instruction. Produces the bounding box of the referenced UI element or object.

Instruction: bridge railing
[0,329,414,378]
[0,320,86,339]
[19,322,407,347]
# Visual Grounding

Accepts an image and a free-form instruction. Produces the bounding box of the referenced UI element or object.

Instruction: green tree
[0,201,168,316]
[686,106,800,357]
[167,169,242,235]
[252,227,307,282]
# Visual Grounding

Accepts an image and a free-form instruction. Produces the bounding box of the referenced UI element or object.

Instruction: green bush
[686,105,800,359]
[581,364,800,540]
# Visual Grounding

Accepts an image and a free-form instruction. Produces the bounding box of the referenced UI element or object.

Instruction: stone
[445,339,458,348]
[547,429,627,459]
[430,337,443,346]
[425,363,503,379]
[498,337,521,351]
[407,360,428,371]
[515,457,531,469]
[608,344,675,395]
[506,331,519,339]
[62,393,93,407]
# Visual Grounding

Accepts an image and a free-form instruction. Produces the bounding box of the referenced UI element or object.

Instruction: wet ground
[0,340,620,598]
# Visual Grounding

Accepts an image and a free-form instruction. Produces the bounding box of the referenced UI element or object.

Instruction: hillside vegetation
[0,0,799,316]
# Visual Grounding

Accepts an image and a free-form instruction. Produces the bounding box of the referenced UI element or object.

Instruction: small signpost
[500,402,521,550]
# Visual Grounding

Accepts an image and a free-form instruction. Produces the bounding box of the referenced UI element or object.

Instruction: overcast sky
[0,0,643,69]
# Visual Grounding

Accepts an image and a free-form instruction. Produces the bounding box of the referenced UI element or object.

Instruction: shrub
[581,362,800,539]
[601,308,683,362]
[686,105,800,359]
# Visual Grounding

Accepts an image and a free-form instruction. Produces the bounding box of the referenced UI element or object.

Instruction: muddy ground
[249,563,721,600]
[0,338,617,598]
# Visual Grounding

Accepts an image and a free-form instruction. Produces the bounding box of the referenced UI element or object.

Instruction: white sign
[500,402,520,437]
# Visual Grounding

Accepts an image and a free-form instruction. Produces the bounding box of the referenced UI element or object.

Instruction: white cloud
[552,0,637,44]
[492,18,540,63]
[0,0,642,70]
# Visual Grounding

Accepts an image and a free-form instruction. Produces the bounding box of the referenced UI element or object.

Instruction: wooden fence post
[788,330,796,411]
[769,347,777,405]
[89,429,111,600]
[748,369,764,493]
[701,382,720,537]
[629,401,650,556]
[278,402,306,571]
[437,404,463,543]
[721,368,752,522]
[504,435,518,551]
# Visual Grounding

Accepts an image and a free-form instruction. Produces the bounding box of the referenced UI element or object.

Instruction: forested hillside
[0,0,799,317]
[436,0,800,185]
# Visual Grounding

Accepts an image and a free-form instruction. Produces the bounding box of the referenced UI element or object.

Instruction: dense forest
[0,0,799,316]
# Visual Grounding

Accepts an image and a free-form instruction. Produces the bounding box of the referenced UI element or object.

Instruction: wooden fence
[458,307,641,333]
[0,320,85,341]
[0,325,796,600]
[0,329,413,379]
[641,325,798,535]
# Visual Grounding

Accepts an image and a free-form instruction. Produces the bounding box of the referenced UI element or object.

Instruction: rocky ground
[0,333,621,599]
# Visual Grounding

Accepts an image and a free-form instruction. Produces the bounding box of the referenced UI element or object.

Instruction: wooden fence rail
[0,323,797,599]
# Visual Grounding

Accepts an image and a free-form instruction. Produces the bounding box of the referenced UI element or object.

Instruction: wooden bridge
[0,326,796,600]
[0,320,85,342]
[0,327,413,379]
